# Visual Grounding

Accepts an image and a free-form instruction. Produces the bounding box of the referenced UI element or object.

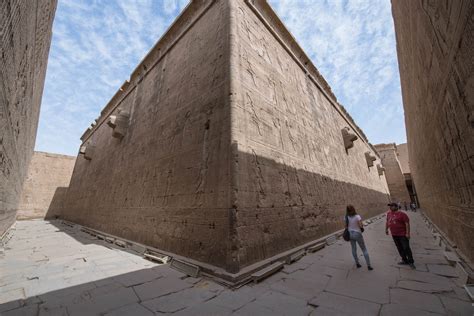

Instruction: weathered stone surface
[427,264,459,278]
[308,292,380,316]
[374,143,411,204]
[392,0,474,262]
[2,214,470,315]
[17,152,75,220]
[0,0,57,236]
[380,304,436,316]
[62,0,390,274]
[389,289,445,314]
[396,280,452,293]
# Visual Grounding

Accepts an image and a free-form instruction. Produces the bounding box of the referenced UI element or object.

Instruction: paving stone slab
[112,268,163,287]
[251,290,313,315]
[396,280,453,293]
[326,275,390,304]
[173,301,233,316]
[439,295,474,315]
[308,291,380,316]
[427,264,459,278]
[209,286,258,311]
[38,305,69,316]
[389,288,445,314]
[66,286,139,316]
[399,269,454,286]
[133,276,193,301]
[1,304,39,316]
[380,303,438,316]
[141,287,217,313]
[104,303,155,316]
[270,275,329,300]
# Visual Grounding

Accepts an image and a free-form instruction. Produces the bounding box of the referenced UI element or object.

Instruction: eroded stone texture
[62,0,232,269]
[229,0,390,269]
[0,0,57,236]
[17,152,76,220]
[392,0,474,261]
[374,143,411,204]
[63,0,390,272]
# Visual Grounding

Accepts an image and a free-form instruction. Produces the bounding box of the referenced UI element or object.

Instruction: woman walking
[344,205,373,270]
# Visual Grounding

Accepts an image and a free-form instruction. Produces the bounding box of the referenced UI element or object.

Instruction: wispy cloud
[36,0,405,155]
[36,0,189,155]
[268,0,406,146]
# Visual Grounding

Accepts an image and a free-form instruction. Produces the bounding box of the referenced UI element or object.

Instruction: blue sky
[36,0,406,156]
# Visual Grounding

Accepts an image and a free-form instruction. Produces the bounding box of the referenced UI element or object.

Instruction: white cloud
[37,0,405,156]
[268,0,406,146]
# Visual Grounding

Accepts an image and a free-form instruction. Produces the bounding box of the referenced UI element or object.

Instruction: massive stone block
[374,143,411,204]
[392,0,474,261]
[0,0,57,236]
[63,0,390,274]
[17,152,75,220]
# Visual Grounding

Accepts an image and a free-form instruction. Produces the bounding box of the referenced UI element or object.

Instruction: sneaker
[356,263,362,268]
[397,261,408,265]
[368,266,374,271]
[409,263,416,270]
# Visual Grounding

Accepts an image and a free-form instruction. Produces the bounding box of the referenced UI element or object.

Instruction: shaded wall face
[17,152,75,220]
[392,0,474,261]
[0,0,57,235]
[375,145,411,204]
[62,1,232,268]
[230,0,390,268]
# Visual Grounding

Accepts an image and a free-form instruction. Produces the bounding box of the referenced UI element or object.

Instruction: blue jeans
[349,231,371,266]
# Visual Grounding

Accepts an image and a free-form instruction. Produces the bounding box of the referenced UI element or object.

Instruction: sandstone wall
[64,0,390,273]
[396,143,410,174]
[17,152,75,220]
[392,0,474,261]
[62,0,233,268]
[375,143,411,204]
[228,0,390,268]
[0,0,57,236]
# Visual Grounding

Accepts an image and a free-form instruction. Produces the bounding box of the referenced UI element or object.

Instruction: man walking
[386,202,416,269]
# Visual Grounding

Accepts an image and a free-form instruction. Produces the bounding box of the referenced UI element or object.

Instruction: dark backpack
[343,215,350,241]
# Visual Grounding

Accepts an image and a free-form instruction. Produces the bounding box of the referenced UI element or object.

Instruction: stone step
[307,242,325,253]
[285,250,305,264]
[143,251,170,264]
[251,261,284,283]
[170,258,200,277]
[444,251,460,266]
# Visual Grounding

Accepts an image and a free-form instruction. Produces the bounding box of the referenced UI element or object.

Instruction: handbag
[343,215,350,241]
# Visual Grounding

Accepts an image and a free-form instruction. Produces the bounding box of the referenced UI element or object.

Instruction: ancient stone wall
[17,152,75,220]
[374,143,411,204]
[396,143,410,174]
[0,0,57,236]
[62,0,232,268]
[64,0,390,273]
[229,0,390,268]
[392,0,474,261]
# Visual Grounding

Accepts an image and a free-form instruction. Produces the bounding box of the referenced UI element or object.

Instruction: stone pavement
[0,213,472,315]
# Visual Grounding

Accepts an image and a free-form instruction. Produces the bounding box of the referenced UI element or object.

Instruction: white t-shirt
[345,214,362,232]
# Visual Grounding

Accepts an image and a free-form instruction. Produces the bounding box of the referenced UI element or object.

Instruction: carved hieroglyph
[392,0,474,261]
[0,0,57,236]
[63,0,390,273]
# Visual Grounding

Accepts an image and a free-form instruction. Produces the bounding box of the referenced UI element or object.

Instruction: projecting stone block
[341,127,358,150]
[377,164,385,176]
[170,258,200,277]
[251,261,284,283]
[365,152,377,167]
[107,109,130,139]
[82,145,96,161]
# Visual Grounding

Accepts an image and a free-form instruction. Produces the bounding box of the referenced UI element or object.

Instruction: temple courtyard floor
[0,212,472,315]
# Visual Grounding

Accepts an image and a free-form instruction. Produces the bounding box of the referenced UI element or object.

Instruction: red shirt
[386,210,409,236]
